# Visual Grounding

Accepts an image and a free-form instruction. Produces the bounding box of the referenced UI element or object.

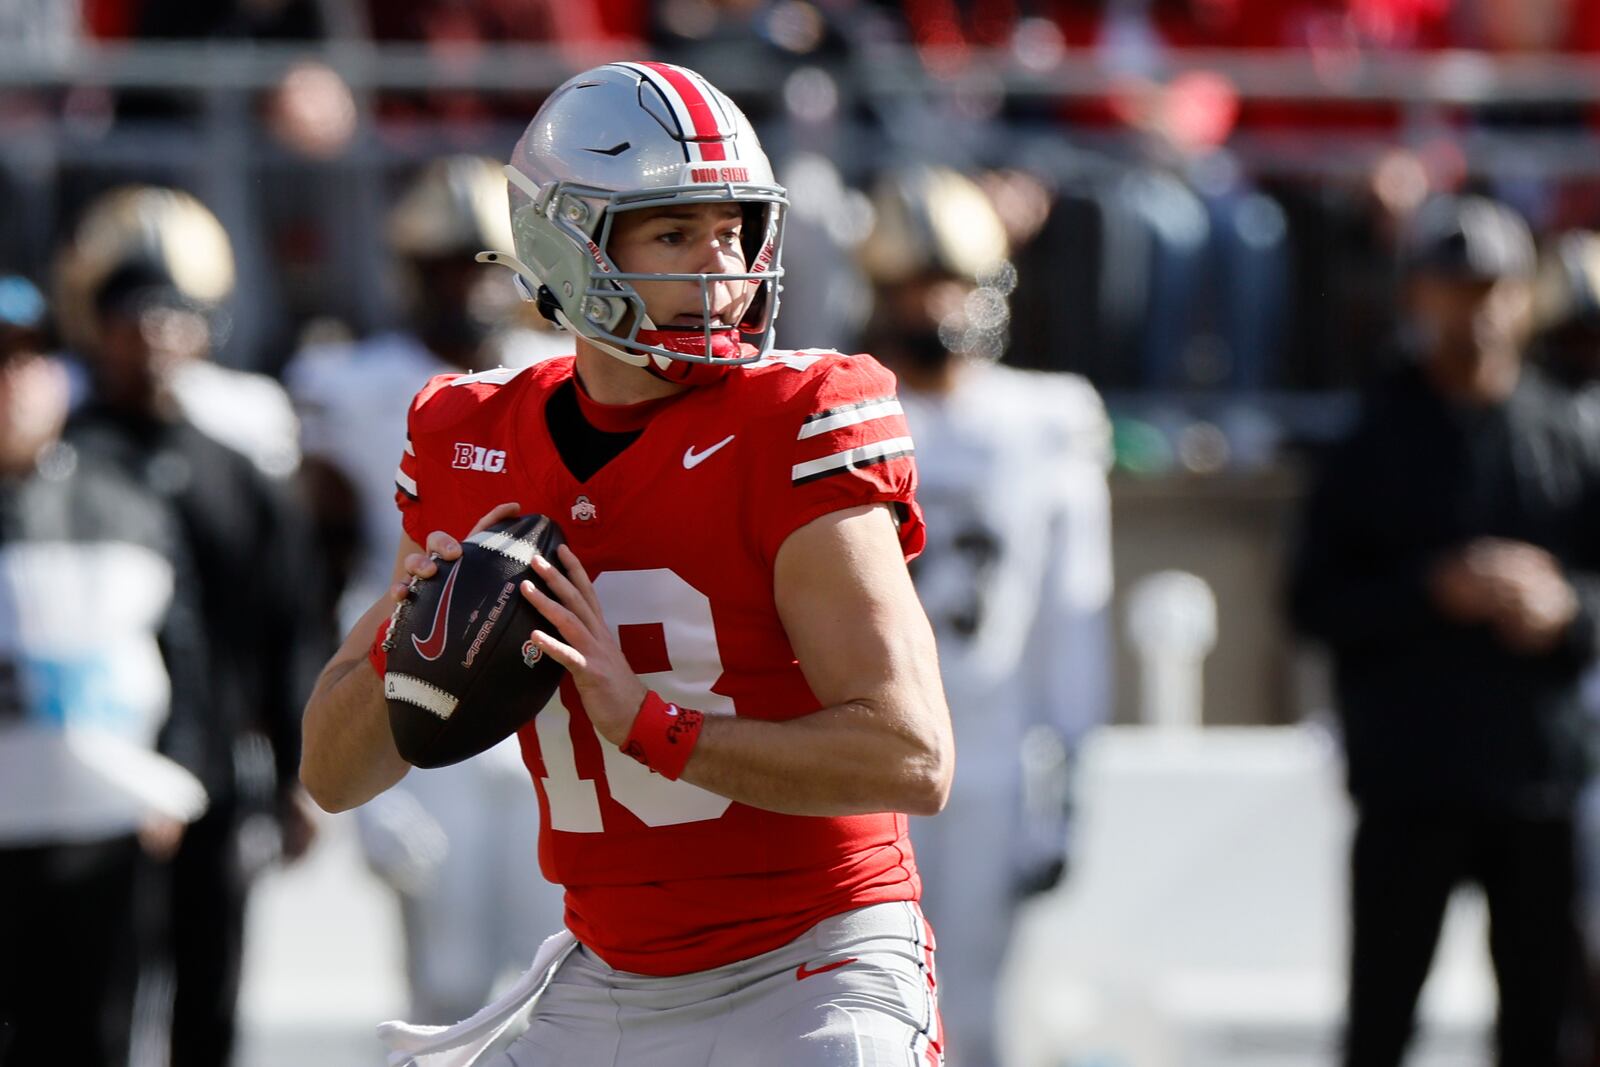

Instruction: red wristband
[368,616,392,678]
[621,691,704,781]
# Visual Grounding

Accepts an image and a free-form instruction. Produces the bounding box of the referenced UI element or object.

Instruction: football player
[862,165,1114,1067]
[60,185,328,1067]
[300,62,954,1066]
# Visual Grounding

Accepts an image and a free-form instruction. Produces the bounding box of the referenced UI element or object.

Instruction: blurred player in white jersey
[283,157,563,1023]
[863,165,1114,1067]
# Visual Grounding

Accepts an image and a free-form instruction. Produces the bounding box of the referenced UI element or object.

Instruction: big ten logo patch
[452,443,507,473]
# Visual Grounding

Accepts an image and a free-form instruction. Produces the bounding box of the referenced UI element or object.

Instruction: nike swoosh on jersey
[682,434,736,469]
[795,957,858,981]
[412,558,461,662]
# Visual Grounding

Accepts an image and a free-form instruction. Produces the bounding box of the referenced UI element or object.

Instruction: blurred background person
[1530,227,1600,1066]
[0,274,209,1067]
[861,163,1114,1067]
[1533,230,1600,396]
[283,154,563,1026]
[1289,193,1600,1067]
[52,185,302,478]
[54,186,331,1067]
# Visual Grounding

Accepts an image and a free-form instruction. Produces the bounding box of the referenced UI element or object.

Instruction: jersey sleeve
[393,372,464,548]
[756,353,926,564]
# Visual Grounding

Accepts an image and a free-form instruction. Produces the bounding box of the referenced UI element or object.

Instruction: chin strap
[637,329,757,385]
[634,327,742,359]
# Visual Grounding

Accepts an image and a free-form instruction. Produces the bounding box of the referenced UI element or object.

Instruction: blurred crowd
[4,2,1600,1067]
[5,0,1600,418]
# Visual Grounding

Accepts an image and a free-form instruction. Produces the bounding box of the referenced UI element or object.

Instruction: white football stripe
[790,436,915,482]
[796,398,903,440]
[468,529,539,568]
[385,674,459,720]
[395,467,418,497]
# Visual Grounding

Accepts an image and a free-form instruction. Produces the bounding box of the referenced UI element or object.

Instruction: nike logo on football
[682,435,735,469]
[412,559,461,662]
[795,957,857,981]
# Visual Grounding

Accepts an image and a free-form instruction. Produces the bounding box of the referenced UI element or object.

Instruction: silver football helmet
[479,62,786,380]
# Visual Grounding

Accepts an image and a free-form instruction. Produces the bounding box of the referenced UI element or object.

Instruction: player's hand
[1483,552,1578,654]
[1013,854,1068,902]
[1429,549,1496,623]
[138,815,185,861]
[390,501,521,601]
[1439,539,1578,654]
[519,543,646,748]
[277,785,320,863]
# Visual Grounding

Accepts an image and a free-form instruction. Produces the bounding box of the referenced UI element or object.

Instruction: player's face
[1409,273,1533,363]
[0,348,67,475]
[606,203,756,330]
[95,302,209,410]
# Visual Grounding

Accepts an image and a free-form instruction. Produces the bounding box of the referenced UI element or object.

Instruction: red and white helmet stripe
[617,61,735,163]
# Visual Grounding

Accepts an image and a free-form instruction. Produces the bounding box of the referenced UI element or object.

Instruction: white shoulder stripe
[448,366,520,387]
[395,467,418,497]
[797,398,903,440]
[468,529,538,569]
[385,674,459,720]
[791,437,915,484]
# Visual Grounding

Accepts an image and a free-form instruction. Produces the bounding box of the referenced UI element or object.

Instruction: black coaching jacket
[1289,363,1600,816]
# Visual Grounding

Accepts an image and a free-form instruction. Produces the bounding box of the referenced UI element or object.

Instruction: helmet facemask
[488,169,786,378]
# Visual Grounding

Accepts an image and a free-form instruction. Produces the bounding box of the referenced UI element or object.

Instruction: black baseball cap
[1403,194,1536,281]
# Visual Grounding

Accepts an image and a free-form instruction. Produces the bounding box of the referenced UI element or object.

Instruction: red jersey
[393,350,927,976]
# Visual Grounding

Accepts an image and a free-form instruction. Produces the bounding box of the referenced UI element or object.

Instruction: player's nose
[689,235,740,276]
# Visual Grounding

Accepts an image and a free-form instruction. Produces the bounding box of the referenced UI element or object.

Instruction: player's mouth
[666,312,732,329]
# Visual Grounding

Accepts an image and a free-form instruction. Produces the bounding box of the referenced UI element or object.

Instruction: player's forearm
[300,604,410,812]
[678,694,952,818]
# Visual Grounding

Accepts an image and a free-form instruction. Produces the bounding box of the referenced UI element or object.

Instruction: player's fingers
[531,554,603,631]
[528,629,586,673]
[425,529,462,559]
[520,580,594,649]
[551,544,604,616]
[468,501,522,538]
[404,549,441,578]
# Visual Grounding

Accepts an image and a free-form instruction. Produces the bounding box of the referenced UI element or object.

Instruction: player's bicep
[774,504,947,725]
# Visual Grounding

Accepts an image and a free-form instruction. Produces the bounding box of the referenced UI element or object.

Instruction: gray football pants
[484,901,944,1067]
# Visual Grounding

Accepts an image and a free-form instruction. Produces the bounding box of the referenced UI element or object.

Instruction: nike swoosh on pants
[794,957,858,981]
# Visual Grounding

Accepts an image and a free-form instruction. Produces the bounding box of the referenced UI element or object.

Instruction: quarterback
[300,62,954,1065]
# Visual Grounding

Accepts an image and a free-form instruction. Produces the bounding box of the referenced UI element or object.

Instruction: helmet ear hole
[535,285,565,326]
[740,285,770,332]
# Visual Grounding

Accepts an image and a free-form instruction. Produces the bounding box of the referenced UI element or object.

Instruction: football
[383,513,569,768]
